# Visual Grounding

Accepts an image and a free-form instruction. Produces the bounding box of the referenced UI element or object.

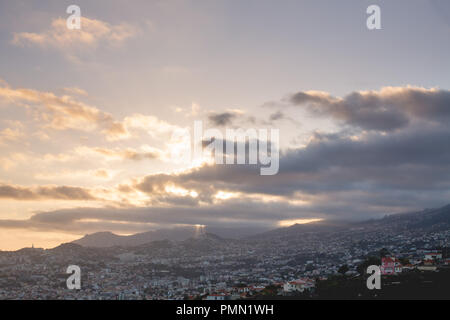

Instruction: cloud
[0,184,96,201]
[0,200,311,234]
[2,118,450,233]
[0,81,130,140]
[0,153,27,171]
[269,111,285,121]
[0,126,24,145]
[289,87,450,132]
[264,110,299,126]
[34,168,115,181]
[12,17,138,50]
[120,95,450,218]
[62,87,88,96]
[0,81,190,144]
[77,146,162,161]
[102,121,131,141]
[123,114,180,137]
[208,112,238,126]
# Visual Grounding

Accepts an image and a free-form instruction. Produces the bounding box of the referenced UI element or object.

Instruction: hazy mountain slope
[71,204,450,248]
[72,232,129,247]
[72,227,200,248]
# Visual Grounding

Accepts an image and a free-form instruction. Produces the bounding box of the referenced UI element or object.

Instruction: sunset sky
[0,0,449,250]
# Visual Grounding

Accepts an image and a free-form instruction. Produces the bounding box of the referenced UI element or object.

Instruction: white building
[424,252,442,260]
[283,279,315,293]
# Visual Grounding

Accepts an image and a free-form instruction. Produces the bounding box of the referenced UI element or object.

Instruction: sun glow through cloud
[278,218,323,227]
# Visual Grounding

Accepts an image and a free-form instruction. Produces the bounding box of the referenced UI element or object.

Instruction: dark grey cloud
[265,110,300,126]
[289,87,450,132]
[269,111,285,121]
[130,117,450,220]
[208,112,238,126]
[0,200,311,234]
[291,91,334,106]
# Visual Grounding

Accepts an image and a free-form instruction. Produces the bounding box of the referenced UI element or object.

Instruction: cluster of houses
[203,285,267,300]
[203,250,449,299]
[202,278,316,299]
[381,250,448,275]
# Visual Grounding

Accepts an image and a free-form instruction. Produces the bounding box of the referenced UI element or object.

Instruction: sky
[0,0,449,250]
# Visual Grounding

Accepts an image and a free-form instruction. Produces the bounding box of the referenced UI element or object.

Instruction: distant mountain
[72,232,127,247]
[249,204,450,242]
[248,220,349,241]
[71,204,450,248]
[72,225,267,248]
[72,227,200,248]
[366,204,450,231]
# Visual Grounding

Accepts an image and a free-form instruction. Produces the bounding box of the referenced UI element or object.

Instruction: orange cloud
[0,81,130,140]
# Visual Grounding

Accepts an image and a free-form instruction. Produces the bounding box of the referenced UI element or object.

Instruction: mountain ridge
[70,204,450,248]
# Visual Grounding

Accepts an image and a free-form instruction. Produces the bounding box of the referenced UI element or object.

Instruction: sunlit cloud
[214,191,239,200]
[34,168,116,181]
[75,145,163,161]
[0,80,128,139]
[62,87,88,96]
[0,126,24,145]
[124,114,181,137]
[12,17,139,49]
[0,81,190,144]
[165,185,198,198]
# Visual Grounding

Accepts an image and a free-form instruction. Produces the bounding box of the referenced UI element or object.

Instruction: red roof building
[380,257,403,275]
